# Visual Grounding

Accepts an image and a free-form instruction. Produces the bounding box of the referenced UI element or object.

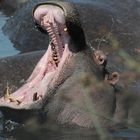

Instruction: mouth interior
[0,5,70,107]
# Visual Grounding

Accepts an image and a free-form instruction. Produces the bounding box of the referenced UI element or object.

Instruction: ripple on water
[0,12,19,58]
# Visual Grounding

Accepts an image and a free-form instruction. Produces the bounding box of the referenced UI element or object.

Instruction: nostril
[92,50,107,66]
[112,72,119,78]
[99,56,104,64]
[99,58,103,62]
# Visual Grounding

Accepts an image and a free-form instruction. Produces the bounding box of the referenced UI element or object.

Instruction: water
[0,12,19,58]
[1,123,139,140]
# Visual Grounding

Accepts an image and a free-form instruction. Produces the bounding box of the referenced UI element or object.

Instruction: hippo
[0,1,118,129]
[0,0,140,131]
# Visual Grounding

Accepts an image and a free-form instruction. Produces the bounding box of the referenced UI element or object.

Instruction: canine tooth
[3,84,21,104]
[33,92,38,101]
[33,93,43,101]
[4,83,11,100]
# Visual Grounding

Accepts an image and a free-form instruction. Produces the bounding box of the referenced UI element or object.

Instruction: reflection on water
[0,12,19,58]
[0,124,139,140]
[0,118,139,140]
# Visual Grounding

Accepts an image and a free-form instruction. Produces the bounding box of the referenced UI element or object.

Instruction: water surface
[0,12,19,58]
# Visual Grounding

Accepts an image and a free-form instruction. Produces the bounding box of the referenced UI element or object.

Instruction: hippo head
[0,2,119,128]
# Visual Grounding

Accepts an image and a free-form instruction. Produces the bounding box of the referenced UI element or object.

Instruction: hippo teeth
[45,22,64,67]
[51,42,59,67]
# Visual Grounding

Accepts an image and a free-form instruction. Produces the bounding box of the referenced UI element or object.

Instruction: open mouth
[0,4,71,108]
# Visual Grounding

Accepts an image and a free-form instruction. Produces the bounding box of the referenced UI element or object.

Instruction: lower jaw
[0,42,73,110]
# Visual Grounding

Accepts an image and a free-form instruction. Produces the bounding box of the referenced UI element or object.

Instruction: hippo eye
[64,27,67,32]
[34,22,41,29]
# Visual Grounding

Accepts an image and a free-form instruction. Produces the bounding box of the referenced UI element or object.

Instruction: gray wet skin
[0,1,139,129]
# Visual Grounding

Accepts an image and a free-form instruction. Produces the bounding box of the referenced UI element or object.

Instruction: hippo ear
[105,72,120,86]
